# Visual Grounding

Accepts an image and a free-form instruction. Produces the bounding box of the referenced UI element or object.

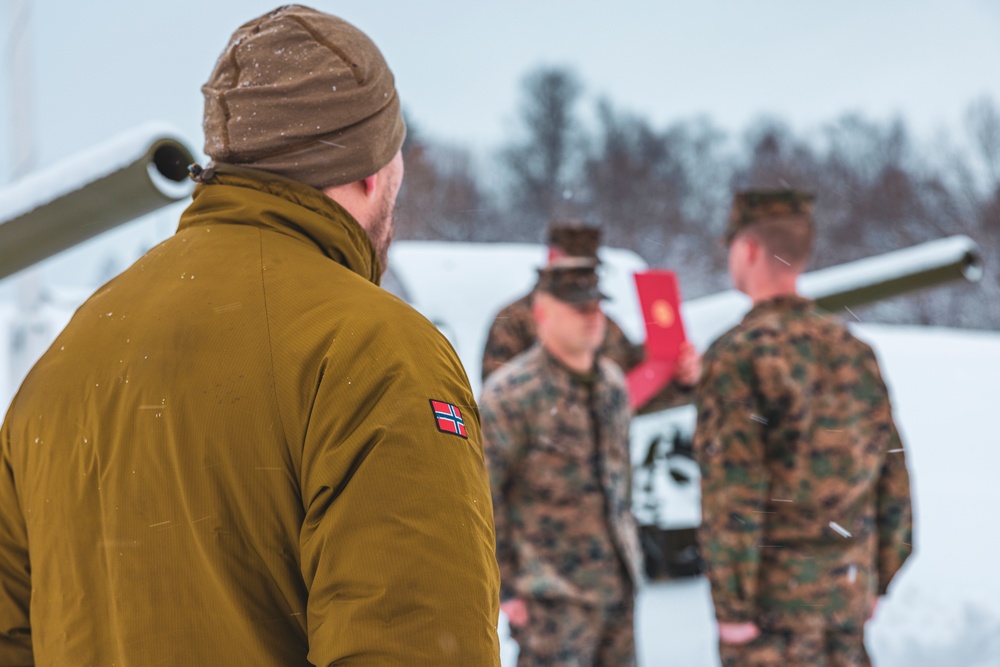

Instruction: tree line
[396,67,1000,330]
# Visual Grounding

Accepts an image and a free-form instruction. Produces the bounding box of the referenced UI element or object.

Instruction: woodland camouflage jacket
[694,295,912,626]
[480,346,643,607]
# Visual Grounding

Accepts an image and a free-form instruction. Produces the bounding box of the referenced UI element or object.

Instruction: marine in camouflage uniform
[481,223,692,413]
[480,261,644,667]
[694,190,913,667]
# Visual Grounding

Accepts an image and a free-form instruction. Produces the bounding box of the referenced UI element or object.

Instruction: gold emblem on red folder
[652,300,675,328]
[628,270,687,411]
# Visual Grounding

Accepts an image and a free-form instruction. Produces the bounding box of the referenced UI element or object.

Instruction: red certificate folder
[626,270,687,410]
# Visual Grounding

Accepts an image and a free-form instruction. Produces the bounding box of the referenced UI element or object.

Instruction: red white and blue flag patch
[430,399,468,439]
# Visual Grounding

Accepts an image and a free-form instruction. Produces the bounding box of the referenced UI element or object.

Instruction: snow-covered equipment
[0,123,195,280]
[680,235,983,351]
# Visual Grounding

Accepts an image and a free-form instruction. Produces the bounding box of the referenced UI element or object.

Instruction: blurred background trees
[397,65,999,329]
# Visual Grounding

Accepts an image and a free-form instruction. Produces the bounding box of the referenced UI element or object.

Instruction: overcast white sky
[4,0,1000,174]
[1,0,1000,286]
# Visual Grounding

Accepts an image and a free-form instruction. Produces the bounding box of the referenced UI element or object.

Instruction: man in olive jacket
[0,6,500,666]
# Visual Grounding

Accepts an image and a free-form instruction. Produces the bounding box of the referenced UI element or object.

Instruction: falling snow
[828,521,853,538]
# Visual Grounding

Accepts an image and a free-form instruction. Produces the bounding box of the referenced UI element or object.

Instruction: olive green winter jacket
[0,165,500,666]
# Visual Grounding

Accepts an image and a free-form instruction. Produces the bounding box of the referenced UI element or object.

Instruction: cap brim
[556,288,610,305]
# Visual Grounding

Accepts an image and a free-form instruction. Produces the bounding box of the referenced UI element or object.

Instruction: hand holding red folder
[626,270,688,411]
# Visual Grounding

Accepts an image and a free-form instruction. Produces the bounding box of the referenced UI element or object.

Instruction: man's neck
[544,344,595,376]
[747,274,800,305]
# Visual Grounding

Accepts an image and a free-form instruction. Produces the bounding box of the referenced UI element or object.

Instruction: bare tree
[966,96,1000,189]
[396,119,498,242]
[397,65,996,329]
[733,118,820,192]
[962,97,1000,326]
[500,67,585,238]
[583,100,687,255]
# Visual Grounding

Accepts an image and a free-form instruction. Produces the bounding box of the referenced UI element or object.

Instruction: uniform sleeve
[0,417,33,665]
[868,358,914,595]
[693,343,769,624]
[296,330,501,666]
[478,382,524,602]
[481,301,535,383]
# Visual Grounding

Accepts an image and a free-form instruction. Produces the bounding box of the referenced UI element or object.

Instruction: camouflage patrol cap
[535,258,608,304]
[724,189,816,244]
[547,221,601,259]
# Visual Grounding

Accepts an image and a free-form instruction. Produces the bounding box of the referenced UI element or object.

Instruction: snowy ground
[501,324,1000,666]
[858,325,1000,667]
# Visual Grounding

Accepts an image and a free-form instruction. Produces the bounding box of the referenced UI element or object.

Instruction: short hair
[738,216,814,268]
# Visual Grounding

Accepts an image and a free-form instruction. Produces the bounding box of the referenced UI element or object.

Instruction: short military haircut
[727,189,815,268]
[739,216,815,268]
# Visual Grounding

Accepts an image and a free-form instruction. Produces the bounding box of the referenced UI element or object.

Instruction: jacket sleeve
[480,317,507,383]
[0,417,33,665]
[478,382,525,602]
[481,314,529,384]
[868,358,914,595]
[296,326,500,666]
[693,343,769,624]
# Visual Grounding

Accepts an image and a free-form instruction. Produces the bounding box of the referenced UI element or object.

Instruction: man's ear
[362,173,378,199]
[531,294,547,326]
[743,236,761,264]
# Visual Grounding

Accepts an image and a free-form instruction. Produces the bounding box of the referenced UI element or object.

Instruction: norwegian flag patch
[430,399,468,439]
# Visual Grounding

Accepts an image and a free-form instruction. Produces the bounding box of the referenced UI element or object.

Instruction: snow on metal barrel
[0,123,196,281]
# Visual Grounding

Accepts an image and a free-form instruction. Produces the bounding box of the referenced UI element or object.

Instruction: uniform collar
[538,344,598,387]
[178,164,381,284]
[743,294,813,322]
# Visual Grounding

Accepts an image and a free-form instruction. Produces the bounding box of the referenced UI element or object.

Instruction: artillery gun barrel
[0,124,196,281]
[802,235,983,311]
[683,235,983,350]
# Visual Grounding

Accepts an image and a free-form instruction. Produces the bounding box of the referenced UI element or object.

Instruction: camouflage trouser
[509,597,635,667]
[718,622,870,667]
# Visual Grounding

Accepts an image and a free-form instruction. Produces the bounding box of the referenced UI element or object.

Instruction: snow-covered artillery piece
[0,123,195,281]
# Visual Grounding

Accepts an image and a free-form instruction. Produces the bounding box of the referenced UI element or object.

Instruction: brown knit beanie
[202,5,406,189]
